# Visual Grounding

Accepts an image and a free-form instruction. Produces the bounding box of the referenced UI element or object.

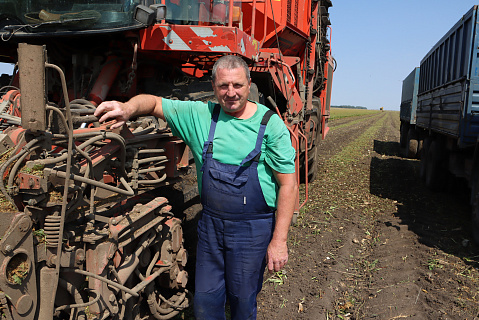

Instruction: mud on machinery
[0,0,334,319]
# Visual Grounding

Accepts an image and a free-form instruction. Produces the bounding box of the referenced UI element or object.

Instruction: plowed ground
[256,110,479,320]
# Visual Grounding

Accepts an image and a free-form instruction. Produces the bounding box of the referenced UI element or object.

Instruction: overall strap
[202,104,221,161]
[240,110,275,166]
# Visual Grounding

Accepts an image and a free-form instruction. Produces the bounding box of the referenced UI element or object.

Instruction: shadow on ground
[369,139,479,261]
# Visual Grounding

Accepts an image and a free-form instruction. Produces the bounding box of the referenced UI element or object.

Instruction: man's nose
[226,84,235,95]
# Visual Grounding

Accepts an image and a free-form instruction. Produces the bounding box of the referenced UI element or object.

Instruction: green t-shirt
[162,98,295,209]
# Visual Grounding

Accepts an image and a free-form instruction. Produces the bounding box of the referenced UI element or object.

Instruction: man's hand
[266,238,288,273]
[94,95,165,128]
[94,100,132,129]
[266,170,297,273]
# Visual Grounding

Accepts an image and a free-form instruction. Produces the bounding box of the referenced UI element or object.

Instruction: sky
[1,1,479,110]
[330,0,479,110]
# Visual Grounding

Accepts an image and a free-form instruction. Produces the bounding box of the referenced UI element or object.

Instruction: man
[94,55,297,320]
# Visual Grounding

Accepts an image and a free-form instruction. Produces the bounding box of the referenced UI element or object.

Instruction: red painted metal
[18,173,41,190]
[0,1,333,317]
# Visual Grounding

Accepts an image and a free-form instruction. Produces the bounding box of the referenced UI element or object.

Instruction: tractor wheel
[307,140,319,183]
[248,83,260,102]
[300,112,320,183]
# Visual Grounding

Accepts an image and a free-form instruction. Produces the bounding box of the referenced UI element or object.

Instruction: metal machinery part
[0,44,191,320]
[0,0,334,318]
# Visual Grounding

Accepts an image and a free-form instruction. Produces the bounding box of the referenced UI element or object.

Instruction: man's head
[211,55,251,116]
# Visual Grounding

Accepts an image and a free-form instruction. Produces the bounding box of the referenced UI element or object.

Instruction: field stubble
[257,110,479,320]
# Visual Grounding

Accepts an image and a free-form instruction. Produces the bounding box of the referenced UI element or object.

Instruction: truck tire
[417,139,424,158]
[472,178,479,244]
[419,137,431,181]
[405,127,419,158]
[424,139,447,191]
[472,202,479,244]
[400,122,408,148]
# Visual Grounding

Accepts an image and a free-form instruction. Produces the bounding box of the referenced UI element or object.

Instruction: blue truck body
[416,5,479,147]
[401,5,479,243]
[400,68,420,125]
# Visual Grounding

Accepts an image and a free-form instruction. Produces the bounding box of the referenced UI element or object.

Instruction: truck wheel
[417,139,424,158]
[424,139,446,191]
[419,137,431,181]
[405,127,418,158]
[400,122,408,148]
[471,180,479,244]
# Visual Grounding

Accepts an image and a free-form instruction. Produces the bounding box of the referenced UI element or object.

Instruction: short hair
[212,55,250,83]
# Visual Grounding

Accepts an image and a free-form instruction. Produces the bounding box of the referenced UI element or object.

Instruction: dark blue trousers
[194,212,274,320]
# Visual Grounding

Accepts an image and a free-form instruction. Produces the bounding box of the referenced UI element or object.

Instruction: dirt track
[256,110,479,320]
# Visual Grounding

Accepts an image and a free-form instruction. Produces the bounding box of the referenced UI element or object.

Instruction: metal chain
[122,69,136,94]
[121,41,138,94]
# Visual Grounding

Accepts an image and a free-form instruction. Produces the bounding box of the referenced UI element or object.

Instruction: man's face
[212,67,251,115]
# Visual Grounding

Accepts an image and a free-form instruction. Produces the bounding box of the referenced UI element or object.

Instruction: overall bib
[194,105,276,320]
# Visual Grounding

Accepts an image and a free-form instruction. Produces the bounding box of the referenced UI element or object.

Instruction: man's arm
[94,94,164,129]
[266,170,298,273]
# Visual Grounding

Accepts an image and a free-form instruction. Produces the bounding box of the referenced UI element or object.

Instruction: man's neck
[224,101,257,119]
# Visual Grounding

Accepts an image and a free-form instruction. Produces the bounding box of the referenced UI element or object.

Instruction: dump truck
[0,0,334,318]
[400,5,479,243]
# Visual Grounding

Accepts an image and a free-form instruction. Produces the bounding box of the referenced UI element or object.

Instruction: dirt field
[256,110,479,320]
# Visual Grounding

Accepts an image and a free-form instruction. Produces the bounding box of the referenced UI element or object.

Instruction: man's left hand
[266,238,288,273]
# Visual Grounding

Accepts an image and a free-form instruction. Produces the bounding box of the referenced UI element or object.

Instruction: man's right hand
[94,95,165,129]
[94,100,133,129]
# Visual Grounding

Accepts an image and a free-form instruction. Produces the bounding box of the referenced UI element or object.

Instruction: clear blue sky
[1,1,478,110]
[330,0,479,110]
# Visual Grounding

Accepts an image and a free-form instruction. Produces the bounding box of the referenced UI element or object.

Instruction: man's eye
[234,84,243,89]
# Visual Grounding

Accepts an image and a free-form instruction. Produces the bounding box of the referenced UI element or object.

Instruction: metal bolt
[4,245,12,253]
[76,249,85,264]
[111,219,117,225]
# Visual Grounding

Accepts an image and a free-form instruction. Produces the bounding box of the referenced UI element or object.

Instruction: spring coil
[44,215,62,248]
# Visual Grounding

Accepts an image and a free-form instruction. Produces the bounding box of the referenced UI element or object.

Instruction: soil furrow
[257,111,479,320]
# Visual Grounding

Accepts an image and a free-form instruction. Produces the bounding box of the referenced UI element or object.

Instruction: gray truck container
[401,5,479,244]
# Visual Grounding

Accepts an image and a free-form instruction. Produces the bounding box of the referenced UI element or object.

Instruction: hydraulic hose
[62,268,139,297]
[0,137,43,205]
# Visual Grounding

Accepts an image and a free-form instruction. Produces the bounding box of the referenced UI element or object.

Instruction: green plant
[427,258,443,271]
[264,270,287,288]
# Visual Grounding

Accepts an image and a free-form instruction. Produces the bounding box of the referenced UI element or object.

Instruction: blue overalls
[194,105,276,320]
